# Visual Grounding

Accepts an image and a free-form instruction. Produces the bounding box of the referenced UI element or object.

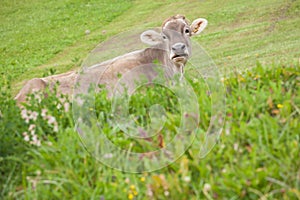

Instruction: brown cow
[15,15,208,102]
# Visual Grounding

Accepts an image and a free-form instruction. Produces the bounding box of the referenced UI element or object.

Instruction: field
[1,0,300,199]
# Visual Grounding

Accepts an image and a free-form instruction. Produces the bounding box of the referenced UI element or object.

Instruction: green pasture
[0,0,299,199]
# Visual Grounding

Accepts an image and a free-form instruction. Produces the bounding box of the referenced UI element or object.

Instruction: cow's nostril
[172,43,186,51]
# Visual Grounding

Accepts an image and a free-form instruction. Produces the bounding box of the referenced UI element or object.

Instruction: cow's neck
[143,47,183,79]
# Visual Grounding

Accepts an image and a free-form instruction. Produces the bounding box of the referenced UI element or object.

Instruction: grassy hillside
[1,0,299,93]
[0,0,299,199]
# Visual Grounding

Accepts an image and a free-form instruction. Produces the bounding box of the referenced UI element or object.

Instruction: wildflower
[36,170,41,176]
[233,143,239,151]
[29,124,36,135]
[41,109,48,118]
[130,185,135,190]
[30,134,41,147]
[64,102,70,112]
[193,78,199,84]
[203,183,211,193]
[277,104,283,108]
[254,75,260,80]
[29,124,36,131]
[29,111,38,121]
[147,190,153,197]
[128,193,134,200]
[21,109,30,123]
[34,93,42,103]
[238,75,245,82]
[183,176,191,183]
[164,190,170,197]
[21,109,28,119]
[225,127,230,135]
[35,140,41,147]
[53,122,59,132]
[125,178,130,184]
[23,132,30,142]
[32,134,38,142]
[47,116,56,125]
[140,177,145,182]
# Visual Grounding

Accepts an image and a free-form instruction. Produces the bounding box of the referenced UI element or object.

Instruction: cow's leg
[14,78,47,103]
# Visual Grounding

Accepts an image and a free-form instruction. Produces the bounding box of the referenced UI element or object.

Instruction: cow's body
[15,15,208,102]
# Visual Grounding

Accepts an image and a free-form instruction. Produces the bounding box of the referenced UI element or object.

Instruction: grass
[0,0,300,199]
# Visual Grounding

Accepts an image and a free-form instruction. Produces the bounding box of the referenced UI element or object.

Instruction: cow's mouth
[171,54,188,62]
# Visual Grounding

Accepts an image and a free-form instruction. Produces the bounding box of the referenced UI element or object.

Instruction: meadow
[0,0,299,199]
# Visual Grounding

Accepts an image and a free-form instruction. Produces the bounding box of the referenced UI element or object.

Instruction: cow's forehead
[162,15,189,31]
[163,20,187,31]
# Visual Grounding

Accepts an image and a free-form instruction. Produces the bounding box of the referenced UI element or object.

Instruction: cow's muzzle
[170,43,189,63]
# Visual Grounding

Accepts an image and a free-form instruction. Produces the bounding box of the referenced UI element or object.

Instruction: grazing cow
[15,15,207,102]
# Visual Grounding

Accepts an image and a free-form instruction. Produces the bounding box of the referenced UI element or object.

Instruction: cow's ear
[190,18,208,36]
[140,30,163,45]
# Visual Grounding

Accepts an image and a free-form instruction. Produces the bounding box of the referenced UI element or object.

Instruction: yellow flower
[128,193,134,200]
[133,190,138,196]
[140,177,145,182]
[130,185,135,190]
[254,75,260,80]
[277,104,283,108]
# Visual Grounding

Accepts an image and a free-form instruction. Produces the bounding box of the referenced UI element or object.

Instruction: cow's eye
[185,28,190,34]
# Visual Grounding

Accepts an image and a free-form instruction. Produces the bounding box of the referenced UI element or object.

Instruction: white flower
[29,111,38,121]
[147,190,153,197]
[64,102,70,112]
[183,176,191,183]
[35,140,41,147]
[164,190,169,197]
[32,134,38,142]
[225,127,230,135]
[56,103,62,109]
[47,116,56,125]
[124,178,130,184]
[24,135,30,142]
[47,141,53,146]
[29,124,36,131]
[41,109,48,118]
[33,93,42,103]
[233,143,239,151]
[203,183,211,193]
[21,109,28,119]
[21,109,30,123]
[53,122,58,132]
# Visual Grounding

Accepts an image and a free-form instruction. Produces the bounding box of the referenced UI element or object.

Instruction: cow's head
[141,15,207,66]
